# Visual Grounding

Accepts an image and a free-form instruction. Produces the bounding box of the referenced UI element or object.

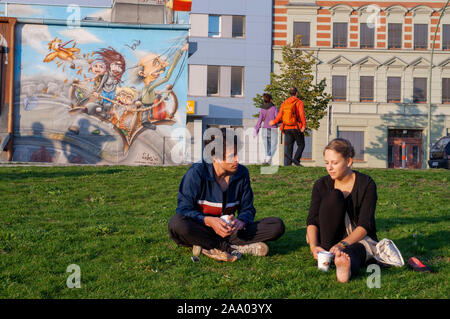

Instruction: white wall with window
[358,7,376,49]
[332,75,347,101]
[190,13,246,38]
[188,65,207,96]
[337,128,365,161]
[287,4,318,47]
[411,6,433,50]
[386,5,407,49]
[188,64,245,98]
[293,21,310,46]
[190,14,208,37]
[330,4,352,49]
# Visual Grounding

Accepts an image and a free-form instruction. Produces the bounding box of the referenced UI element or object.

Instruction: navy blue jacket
[176,161,256,226]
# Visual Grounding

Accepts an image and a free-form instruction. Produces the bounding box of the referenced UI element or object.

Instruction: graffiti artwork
[11,23,189,164]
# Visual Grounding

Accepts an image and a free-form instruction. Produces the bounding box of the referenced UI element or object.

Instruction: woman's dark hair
[263,93,272,103]
[323,138,355,159]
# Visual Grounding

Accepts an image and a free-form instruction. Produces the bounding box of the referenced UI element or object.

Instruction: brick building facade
[272,0,450,168]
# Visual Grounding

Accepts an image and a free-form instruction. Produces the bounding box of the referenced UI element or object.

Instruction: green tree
[253,36,332,134]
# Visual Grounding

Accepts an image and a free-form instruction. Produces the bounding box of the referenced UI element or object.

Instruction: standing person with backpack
[254,93,279,164]
[269,87,306,166]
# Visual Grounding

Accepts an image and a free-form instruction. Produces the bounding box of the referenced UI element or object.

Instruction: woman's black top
[307,170,378,241]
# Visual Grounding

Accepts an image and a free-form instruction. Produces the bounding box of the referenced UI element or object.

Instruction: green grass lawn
[0,165,448,298]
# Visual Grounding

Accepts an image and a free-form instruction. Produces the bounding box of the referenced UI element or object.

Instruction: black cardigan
[307,170,378,241]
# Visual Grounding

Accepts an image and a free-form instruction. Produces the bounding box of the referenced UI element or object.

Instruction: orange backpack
[281,99,298,126]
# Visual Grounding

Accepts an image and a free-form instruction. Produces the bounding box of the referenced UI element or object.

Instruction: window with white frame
[360,23,374,48]
[190,65,245,97]
[442,78,450,103]
[301,132,313,160]
[293,22,310,47]
[388,23,402,49]
[360,76,374,102]
[230,66,244,96]
[413,77,427,103]
[207,65,220,95]
[387,77,401,102]
[333,22,348,48]
[414,24,428,49]
[208,15,246,38]
[332,75,347,101]
[232,16,245,38]
[443,24,450,50]
[208,15,221,37]
[338,130,365,161]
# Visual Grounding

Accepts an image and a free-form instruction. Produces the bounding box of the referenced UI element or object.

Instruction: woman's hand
[329,244,344,255]
[311,246,326,260]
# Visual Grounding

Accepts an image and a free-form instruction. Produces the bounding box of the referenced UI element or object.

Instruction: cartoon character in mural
[68,47,126,118]
[68,58,107,109]
[109,86,146,152]
[63,41,187,155]
[88,59,107,92]
[132,42,188,129]
[90,47,126,119]
[110,87,140,134]
[43,37,80,69]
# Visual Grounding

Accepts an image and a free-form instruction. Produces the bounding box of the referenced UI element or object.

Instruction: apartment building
[273,0,450,168]
[186,0,273,163]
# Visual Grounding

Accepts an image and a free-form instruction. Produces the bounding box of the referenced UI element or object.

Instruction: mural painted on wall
[12,23,188,164]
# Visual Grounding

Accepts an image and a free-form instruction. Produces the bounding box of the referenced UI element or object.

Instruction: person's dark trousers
[168,214,285,253]
[284,129,305,166]
[317,189,367,277]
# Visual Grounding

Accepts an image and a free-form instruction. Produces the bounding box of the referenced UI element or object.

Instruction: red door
[388,130,422,169]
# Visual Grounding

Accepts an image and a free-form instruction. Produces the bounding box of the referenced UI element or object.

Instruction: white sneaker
[230,242,269,257]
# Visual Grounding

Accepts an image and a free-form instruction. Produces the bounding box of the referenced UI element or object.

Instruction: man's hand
[229,216,245,233]
[301,127,305,133]
[311,246,326,260]
[269,120,275,126]
[204,216,233,238]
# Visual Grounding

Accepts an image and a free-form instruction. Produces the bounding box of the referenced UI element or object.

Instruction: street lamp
[427,0,450,168]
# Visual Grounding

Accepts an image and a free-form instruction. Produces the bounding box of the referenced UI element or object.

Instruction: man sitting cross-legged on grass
[168,128,285,262]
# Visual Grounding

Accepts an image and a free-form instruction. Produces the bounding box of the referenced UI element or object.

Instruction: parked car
[428,136,450,169]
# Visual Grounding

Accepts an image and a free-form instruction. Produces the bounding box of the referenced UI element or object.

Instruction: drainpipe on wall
[164,0,167,24]
[427,0,450,168]
[5,18,16,161]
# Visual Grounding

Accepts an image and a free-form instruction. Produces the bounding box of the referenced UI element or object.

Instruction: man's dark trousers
[284,129,305,165]
[168,214,285,252]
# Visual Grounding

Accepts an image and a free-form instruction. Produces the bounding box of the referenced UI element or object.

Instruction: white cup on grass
[318,251,334,272]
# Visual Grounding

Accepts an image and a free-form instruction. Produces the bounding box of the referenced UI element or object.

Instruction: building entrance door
[388,129,423,169]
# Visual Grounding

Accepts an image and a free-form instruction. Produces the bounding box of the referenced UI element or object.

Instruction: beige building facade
[273,0,450,168]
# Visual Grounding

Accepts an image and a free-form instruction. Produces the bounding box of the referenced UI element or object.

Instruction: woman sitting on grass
[306,138,378,283]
